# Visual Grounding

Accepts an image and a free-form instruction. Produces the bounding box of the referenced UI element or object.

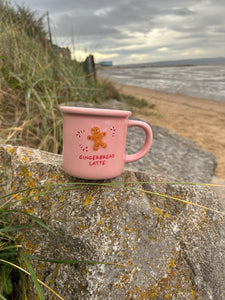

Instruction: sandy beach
[114,82,225,181]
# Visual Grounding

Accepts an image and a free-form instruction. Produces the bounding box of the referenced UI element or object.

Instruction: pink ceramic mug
[60,106,153,179]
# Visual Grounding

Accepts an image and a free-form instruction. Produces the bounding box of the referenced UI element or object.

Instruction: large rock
[0,144,224,300]
[126,123,217,183]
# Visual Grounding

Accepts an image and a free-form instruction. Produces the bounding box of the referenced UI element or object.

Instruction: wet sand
[114,82,225,181]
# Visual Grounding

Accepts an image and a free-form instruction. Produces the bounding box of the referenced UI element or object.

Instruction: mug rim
[59,106,132,117]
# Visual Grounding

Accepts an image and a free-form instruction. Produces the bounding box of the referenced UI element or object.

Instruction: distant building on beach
[99,61,113,67]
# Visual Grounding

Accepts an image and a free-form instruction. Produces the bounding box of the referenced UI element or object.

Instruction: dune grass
[0,1,120,154]
[0,1,122,298]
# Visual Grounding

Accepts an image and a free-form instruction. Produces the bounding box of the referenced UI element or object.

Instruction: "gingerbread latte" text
[79,154,115,166]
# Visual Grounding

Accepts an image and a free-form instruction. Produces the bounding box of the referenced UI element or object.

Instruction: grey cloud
[17,0,113,13]
[53,0,225,47]
[13,0,225,64]
[56,14,120,36]
[55,1,157,37]
[165,8,195,16]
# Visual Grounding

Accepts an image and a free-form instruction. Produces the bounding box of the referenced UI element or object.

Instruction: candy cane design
[76,130,85,138]
[79,144,89,152]
[110,126,116,137]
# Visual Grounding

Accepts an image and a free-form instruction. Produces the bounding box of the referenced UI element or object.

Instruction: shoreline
[113,82,225,181]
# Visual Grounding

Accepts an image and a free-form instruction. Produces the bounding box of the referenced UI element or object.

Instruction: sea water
[98,64,225,102]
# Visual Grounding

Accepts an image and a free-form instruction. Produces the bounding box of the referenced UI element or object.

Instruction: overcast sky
[12,0,225,65]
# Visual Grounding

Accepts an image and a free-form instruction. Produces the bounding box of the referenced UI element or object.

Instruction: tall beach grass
[0,1,121,298]
[0,0,120,153]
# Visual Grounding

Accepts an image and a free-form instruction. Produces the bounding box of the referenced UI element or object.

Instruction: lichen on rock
[0,144,224,299]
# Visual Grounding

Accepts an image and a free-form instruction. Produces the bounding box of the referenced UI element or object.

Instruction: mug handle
[125,120,153,164]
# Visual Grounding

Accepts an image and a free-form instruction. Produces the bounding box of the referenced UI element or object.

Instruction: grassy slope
[0,2,122,298]
[0,1,120,153]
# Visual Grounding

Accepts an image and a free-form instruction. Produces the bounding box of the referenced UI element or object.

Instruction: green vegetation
[123,94,155,109]
[0,0,119,153]
[0,192,52,299]
[0,1,121,298]
[0,2,156,298]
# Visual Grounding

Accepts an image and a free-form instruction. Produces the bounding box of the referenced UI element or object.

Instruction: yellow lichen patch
[60,195,65,202]
[48,278,54,285]
[155,207,163,215]
[21,149,32,155]
[27,180,35,187]
[125,259,133,267]
[85,195,93,206]
[132,243,137,251]
[65,284,70,292]
[125,289,134,299]
[116,283,122,290]
[24,241,37,255]
[7,147,14,154]
[119,273,131,289]
[169,260,175,268]
[97,219,103,226]
[21,166,28,177]
[134,285,141,294]
[26,207,34,214]
[22,157,28,163]
[150,292,158,299]
[78,224,88,230]
[16,194,22,200]
[53,174,61,180]
[123,251,129,258]
[164,213,170,218]
[124,225,131,233]
[140,289,151,299]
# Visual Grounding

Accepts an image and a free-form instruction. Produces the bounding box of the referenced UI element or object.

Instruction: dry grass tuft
[0,1,119,153]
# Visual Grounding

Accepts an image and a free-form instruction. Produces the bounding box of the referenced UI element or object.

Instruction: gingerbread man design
[87,126,107,151]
